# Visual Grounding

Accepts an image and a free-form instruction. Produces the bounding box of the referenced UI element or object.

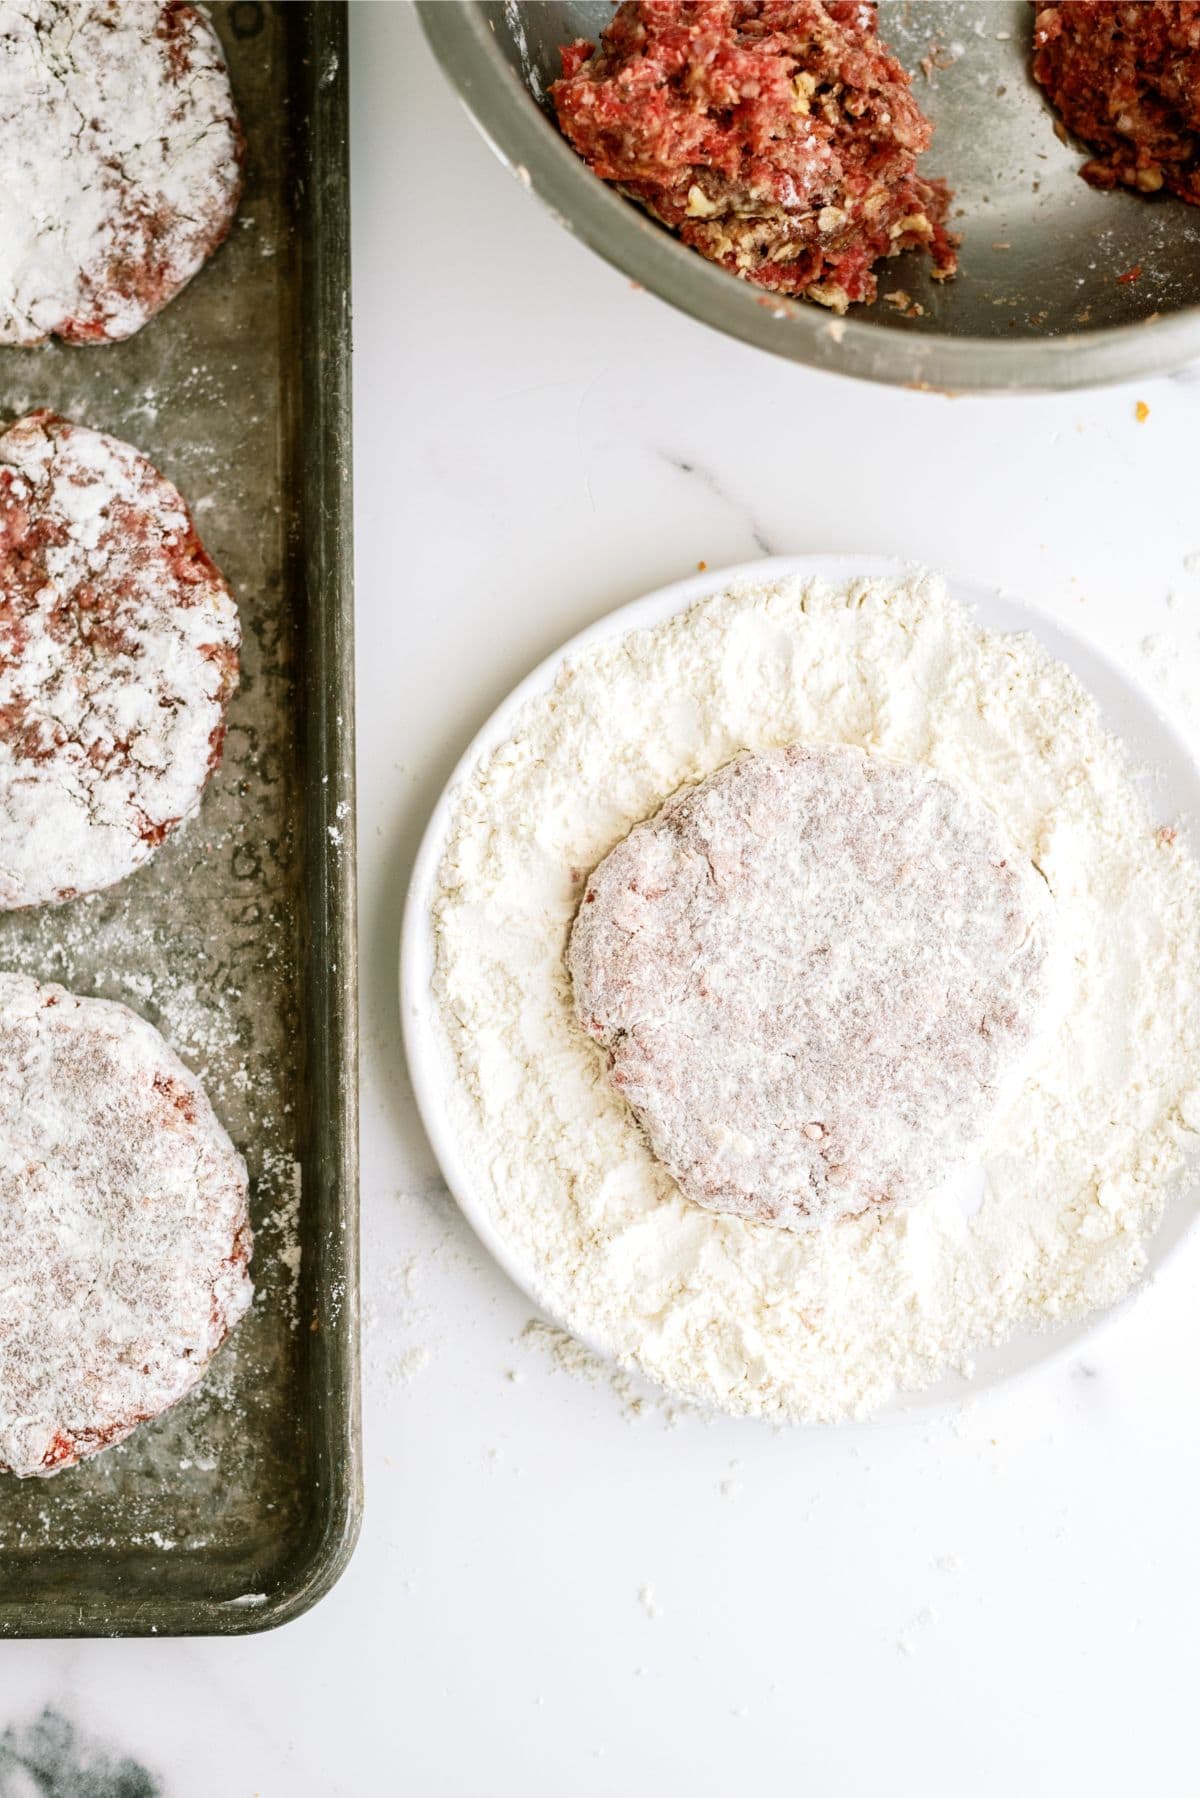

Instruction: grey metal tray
[0,1,359,1637]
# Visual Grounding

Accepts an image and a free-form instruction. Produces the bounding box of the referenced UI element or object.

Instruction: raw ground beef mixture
[1032,2,1200,205]
[551,0,957,310]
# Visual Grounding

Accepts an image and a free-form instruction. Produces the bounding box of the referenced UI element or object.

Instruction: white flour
[432,572,1200,1420]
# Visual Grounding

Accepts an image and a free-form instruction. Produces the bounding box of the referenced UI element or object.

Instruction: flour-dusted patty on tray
[569,744,1054,1229]
[552,0,957,310]
[1032,2,1200,205]
[0,0,243,345]
[0,409,239,908]
[0,973,252,1478]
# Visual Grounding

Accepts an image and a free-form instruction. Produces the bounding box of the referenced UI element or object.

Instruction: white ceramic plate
[401,555,1200,1419]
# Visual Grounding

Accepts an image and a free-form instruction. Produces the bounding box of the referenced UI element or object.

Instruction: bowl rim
[417,0,1200,394]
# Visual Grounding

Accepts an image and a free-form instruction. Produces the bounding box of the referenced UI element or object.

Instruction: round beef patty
[0,409,240,908]
[569,745,1054,1229]
[0,973,252,1479]
[0,0,243,345]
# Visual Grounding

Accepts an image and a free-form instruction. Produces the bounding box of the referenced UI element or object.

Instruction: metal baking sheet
[0,1,359,1637]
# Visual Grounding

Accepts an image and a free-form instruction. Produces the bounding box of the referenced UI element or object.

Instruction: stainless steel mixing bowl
[418,0,1200,391]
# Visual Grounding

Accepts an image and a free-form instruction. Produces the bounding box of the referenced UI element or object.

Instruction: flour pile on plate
[432,571,1200,1421]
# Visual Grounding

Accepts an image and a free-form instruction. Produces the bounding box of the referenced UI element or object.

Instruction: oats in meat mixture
[551,0,957,311]
[1032,2,1200,204]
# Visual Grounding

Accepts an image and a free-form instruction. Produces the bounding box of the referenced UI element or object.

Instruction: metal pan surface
[0,1,360,1638]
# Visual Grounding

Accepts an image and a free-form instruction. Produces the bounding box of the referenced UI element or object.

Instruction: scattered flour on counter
[897,1606,939,1657]
[519,1318,697,1426]
[363,1245,441,1399]
[391,1345,432,1388]
[638,1583,663,1620]
[431,571,1200,1422]
[719,1462,744,1500]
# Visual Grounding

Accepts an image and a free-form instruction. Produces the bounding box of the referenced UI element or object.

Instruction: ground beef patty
[0,410,239,909]
[0,0,243,345]
[551,0,957,310]
[0,973,252,1479]
[569,745,1053,1230]
[1032,2,1200,204]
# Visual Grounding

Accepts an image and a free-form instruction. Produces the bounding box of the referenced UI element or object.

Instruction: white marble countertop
[3,5,1200,1794]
